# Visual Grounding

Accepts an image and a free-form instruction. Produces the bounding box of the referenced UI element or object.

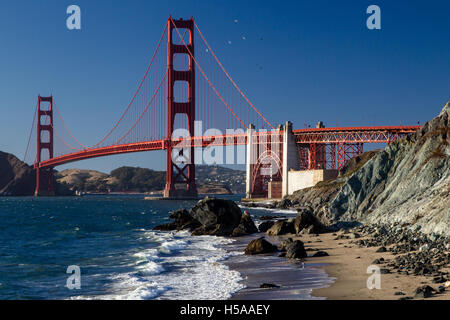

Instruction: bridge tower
[34,95,55,196]
[164,17,198,198]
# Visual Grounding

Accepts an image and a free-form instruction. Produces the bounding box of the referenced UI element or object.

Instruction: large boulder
[283,238,307,259]
[258,220,275,233]
[244,237,277,255]
[294,207,324,234]
[266,220,296,236]
[294,209,315,233]
[232,213,258,236]
[189,197,242,236]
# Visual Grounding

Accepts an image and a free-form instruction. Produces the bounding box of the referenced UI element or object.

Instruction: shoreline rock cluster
[153,197,258,237]
[350,224,449,279]
[336,223,449,299]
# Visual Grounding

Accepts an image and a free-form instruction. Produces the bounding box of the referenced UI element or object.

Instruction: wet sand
[225,234,334,300]
[228,232,449,300]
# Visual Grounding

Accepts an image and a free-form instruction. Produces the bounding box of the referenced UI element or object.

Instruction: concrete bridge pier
[281,121,300,198]
[245,124,256,199]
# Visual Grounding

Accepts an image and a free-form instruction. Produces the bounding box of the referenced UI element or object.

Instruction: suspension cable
[114,71,167,145]
[23,100,38,162]
[194,20,274,129]
[53,99,88,149]
[170,17,247,129]
[90,23,168,148]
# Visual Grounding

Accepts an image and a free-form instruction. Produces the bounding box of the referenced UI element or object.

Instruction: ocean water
[0,195,331,300]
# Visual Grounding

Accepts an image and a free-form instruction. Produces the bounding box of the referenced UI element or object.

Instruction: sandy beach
[300,232,449,300]
[227,230,448,300]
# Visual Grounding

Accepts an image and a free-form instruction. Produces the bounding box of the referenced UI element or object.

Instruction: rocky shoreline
[242,199,449,299]
[154,196,449,299]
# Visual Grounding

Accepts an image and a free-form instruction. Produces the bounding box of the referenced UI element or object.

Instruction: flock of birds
[214,18,265,71]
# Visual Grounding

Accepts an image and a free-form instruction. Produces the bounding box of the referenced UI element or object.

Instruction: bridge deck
[36,126,420,169]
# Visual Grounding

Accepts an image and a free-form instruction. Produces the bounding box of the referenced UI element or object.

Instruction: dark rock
[244,237,277,255]
[300,224,316,235]
[432,276,446,284]
[276,198,292,209]
[259,215,281,220]
[278,238,292,252]
[266,220,296,236]
[232,213,258,236]
[380,268,390,274]
[258,220,275,233]
[398,296,413,300]
[437,286,445,293]
[414,285,435,298]
[376,246,387,253]
[312,251,329,257]
[260,283,279,289]
[283,238,307,259]
[189,197,242,236]
[294,209,315,233]
[278,252,286,257]
[372,259,382,264]
[349,232,361,239]
[394,291,405,296]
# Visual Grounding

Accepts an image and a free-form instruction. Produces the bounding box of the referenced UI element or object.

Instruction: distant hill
[55,165,245,195]
[0,151,35,196]
[0,152,246,196]
[0,151,72,196]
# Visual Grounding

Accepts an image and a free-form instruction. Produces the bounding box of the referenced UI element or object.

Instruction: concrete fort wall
[287,169,338,195]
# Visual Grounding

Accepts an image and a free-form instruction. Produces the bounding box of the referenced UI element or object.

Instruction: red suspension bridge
[24,17,420,198]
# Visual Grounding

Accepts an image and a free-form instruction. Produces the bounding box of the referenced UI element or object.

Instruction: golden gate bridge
[23,17,419,198]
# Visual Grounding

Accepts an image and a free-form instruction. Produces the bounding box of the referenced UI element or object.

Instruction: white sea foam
[136,261,165,276]
[79,230,245,300]
[238,204,297,215]
[158,239,189,254]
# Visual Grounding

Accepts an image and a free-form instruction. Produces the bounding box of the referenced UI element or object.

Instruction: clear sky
[0,0,449,173]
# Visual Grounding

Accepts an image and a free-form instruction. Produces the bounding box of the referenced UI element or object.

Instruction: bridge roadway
[35,125,420,169]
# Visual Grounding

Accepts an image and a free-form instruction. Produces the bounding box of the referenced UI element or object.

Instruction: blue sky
[0,0,449,173]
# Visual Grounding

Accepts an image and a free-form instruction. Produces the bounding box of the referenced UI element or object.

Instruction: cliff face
[0,151,35,196]
[317,102,450,235]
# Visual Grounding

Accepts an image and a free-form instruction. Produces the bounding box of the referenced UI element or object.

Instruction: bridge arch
[251,149,283,197]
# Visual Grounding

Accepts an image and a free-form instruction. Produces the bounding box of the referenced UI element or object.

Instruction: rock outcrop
[266,220,296,236]
[0,151,73,196]
[284,102,450,236]
[232,213,258,236]
[279,238,307,259]
[154,197,258,237]
[321,102,450,235]
[258,220,275,233]
[244,237,277,255]
[189,197,242,236]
